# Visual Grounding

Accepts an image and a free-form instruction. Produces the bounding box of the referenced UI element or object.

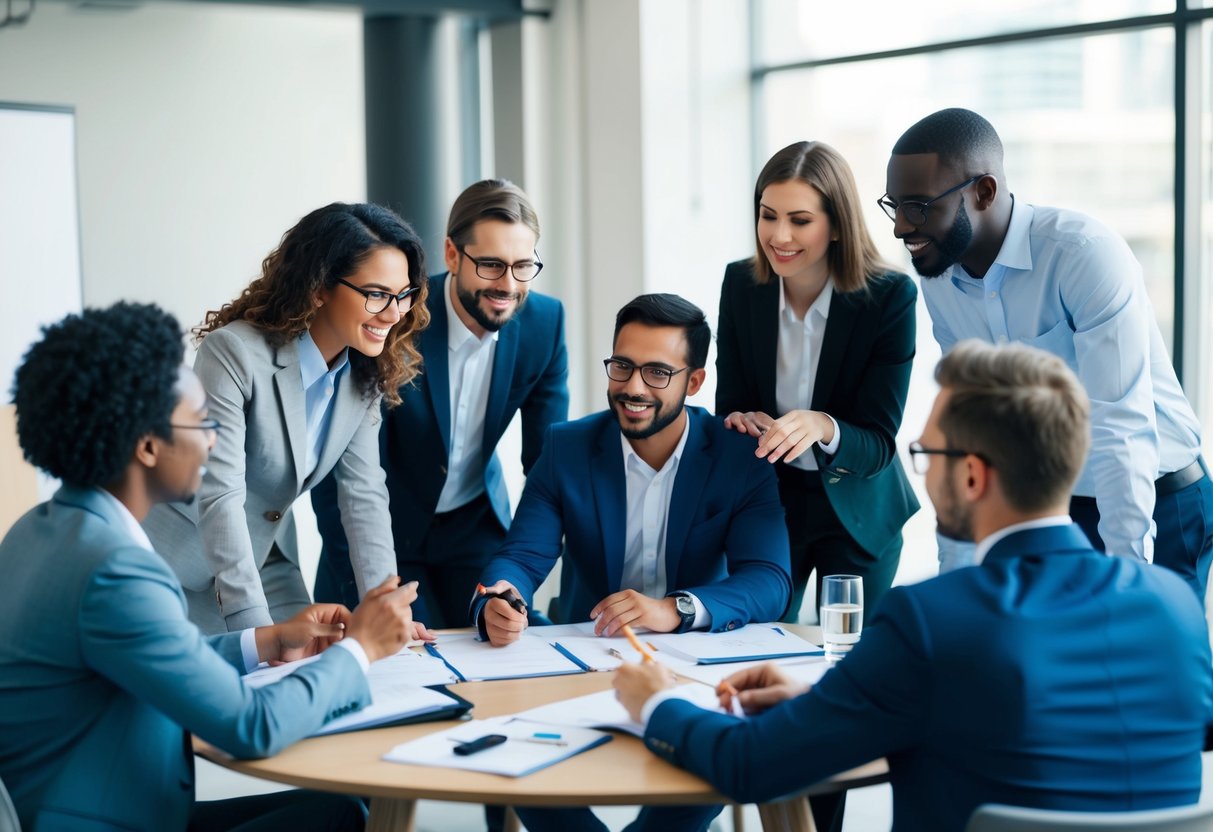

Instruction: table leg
[367,797,417,832]
[503,805,521,832]
[757,796,816,832]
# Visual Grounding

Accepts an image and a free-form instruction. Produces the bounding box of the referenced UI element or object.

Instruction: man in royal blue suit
[476,293,791,832]
[313,179,568,628]
[0,303,421,832]
[616,339,1213,832]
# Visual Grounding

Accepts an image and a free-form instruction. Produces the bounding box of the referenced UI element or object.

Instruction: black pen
[477,583,528,615]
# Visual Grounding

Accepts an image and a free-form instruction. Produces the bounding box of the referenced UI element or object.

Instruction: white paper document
[673,655,832,688]
[648,624,822,664]
[383,716,612,777]
[512,683,730,737]
[426,632,583,681]
[544,635,697,672]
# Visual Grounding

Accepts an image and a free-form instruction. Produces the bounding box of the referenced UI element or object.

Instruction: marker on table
[620,624,657,664]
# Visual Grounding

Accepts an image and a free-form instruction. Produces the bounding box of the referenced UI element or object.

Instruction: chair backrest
[0,774,21,832]
[966,803,1213,832]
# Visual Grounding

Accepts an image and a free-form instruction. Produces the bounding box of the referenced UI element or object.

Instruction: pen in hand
[477,582,527,615]
[620,624,657,664]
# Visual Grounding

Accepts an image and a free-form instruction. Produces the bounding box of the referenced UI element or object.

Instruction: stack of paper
[425,632,583,681]
[648,624,822,664]
[511,684,730,737]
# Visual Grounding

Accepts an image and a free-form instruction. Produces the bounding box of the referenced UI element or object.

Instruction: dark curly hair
[12,302,184,489]
[196,202,430,407]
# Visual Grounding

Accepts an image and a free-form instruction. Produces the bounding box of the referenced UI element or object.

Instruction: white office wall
[0,0,366,329]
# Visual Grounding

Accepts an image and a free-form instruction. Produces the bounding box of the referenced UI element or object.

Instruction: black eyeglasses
[458,247,544,282]
[171,418,222,435]
[337,278,421,314]
[908,441,990,475]
[603,358,690,390]
[877,174,986,226]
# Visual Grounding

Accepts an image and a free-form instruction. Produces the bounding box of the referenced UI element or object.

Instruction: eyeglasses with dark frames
[908,441,990,475]
[603,358,690,390]
[877,174,986,227]
[171,418,222,435]
[458,247,544,282]
[336,278,421,314]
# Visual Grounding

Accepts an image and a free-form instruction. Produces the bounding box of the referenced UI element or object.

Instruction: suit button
[836,467,852,475]
[726,621,737,630]
[828,477,841,484]
[439,465,447,476]
[264,510,283,522]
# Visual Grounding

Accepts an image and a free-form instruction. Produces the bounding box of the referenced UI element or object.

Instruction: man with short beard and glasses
[312,179,569,629]
[881,108,1211,598]
[472,293,792,832]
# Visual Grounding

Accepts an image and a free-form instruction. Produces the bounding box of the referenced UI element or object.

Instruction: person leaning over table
[144,202,437,635]
[0,302,423,832]
[473,292,792,832]
[716,140,919,627]
[615,339,1213,832]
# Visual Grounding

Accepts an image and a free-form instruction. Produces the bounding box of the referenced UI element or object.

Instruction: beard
[456,282,526,332]
[914,200,974,278]
[933,473,974,542]
[609,392,685,441]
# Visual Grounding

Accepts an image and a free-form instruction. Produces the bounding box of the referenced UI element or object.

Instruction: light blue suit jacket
[0,488,371,831]
[475,407,792,629]
[644,524,1213,831]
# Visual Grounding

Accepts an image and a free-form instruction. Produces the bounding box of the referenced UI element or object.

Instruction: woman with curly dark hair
[145,202,434,634]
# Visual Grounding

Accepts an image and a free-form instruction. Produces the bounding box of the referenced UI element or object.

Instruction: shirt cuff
[639,687,687,726]
[685,592,711,631]
[239,628,260,673]
[817,414,841,456]
[331,638,371,673]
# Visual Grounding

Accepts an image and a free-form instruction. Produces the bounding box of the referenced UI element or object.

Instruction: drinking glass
[820,575,863,662]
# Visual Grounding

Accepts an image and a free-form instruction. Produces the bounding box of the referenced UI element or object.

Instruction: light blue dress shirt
[298,330,350,479]
[923,200,1202,565]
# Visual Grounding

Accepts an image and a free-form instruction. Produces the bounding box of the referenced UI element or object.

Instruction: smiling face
[445,218,537,338]
[885,153,977,278]
[757,179,836,284]
[606,322,704,440]
[310,246,411,363]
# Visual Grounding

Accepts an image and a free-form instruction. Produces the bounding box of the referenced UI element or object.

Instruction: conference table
[196,626,889,832]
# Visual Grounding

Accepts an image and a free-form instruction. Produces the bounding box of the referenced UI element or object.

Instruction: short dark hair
[892,108,1004,173]
[13,302,184,489]
[613,293,710,369]
[446,179,541,249]
[935,340,1090,513]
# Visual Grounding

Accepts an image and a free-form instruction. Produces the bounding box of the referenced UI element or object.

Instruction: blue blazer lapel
[664,409,710,588]
[810,289,859,411]
[271,337,308,490]
[751,280,780,416]
[591,418,627,593]
[423,275,453,454]
[483,315,520,460]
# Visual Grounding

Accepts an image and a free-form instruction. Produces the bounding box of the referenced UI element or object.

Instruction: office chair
[0,774,20,832]
[966,802,1213,832]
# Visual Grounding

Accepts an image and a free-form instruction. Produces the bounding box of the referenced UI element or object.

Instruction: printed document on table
[674,655,832,688]
[512,683,729,737]
[426,632,583,681]
[383,716,611,777]
[648,623,823,664]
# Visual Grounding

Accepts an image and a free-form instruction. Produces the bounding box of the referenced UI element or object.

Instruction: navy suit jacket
[476,407,792,629]
[644,523,1213,831]
[715,260,920,556]
[313,273,568,560]
[0,488,370,832]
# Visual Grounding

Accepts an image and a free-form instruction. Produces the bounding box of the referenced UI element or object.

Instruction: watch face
[675,595,695,616]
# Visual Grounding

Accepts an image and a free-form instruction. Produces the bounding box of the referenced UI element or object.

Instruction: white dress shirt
[436,277,498,513]
[298,330,349,479]
[775,277,840,471]
[973,515,1079,565]
[619,412,708,629]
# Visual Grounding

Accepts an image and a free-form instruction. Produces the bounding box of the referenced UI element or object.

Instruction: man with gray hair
[615,340,1213,832]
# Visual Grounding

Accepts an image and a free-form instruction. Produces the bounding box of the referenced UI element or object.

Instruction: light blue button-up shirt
[922,200,1202,563]
[298,330,349,479]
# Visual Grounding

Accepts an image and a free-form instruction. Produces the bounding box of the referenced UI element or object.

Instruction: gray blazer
[145,320,396,630]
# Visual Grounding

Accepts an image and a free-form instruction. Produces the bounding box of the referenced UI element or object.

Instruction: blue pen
[772,626,786,636]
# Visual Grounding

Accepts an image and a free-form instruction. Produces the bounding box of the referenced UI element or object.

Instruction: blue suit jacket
[644,524,1213,831]
[313,274,568,562]
[0,488,371,832]
[476,407,792,630]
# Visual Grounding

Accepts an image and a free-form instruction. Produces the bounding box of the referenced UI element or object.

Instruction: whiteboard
[0,103,83,400]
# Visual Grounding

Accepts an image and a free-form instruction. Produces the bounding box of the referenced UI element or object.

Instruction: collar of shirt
[949,197,1033,288]
[620,407,693,477]
[974,514,1074,565]
[298,328,348,388]
[94,487,155,551]
[778,274,834,327]
[445,273,500,352]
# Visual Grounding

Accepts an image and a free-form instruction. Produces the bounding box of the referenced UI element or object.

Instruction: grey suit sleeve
[333,401,396,599]
[82,547,371,758]
[193,329,274,629]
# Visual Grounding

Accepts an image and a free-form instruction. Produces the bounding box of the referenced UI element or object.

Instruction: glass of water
[820,575,863,662]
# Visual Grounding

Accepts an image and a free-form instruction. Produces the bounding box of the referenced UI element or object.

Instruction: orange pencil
[620,624,657,663]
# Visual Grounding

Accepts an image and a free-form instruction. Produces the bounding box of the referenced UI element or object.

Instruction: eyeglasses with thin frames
[907,441,990,475]
[171,418,222,435]
[458,247,544,282]
[336,278,421,314]
[877,174,986,227]
[603,358,690,390]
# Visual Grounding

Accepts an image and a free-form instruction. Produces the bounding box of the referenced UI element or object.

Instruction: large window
[753,2,1213,585]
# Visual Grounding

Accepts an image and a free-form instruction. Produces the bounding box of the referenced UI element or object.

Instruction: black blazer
[715,259,920,556]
